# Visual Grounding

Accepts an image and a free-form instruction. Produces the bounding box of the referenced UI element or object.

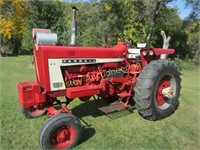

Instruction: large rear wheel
[134,60,181,120]
[39,113,82,149]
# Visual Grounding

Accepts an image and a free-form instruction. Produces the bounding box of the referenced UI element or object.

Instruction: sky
[167,0,192,19]
[65,0,192,19]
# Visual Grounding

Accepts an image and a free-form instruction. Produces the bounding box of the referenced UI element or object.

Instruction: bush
[174,57,199,70]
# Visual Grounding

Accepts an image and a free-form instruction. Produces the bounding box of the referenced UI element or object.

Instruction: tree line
[0,0,199,59]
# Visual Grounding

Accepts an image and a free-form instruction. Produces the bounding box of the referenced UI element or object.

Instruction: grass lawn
[0,56,199,150]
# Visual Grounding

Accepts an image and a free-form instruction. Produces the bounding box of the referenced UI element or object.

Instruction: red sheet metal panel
[66,85,101,99]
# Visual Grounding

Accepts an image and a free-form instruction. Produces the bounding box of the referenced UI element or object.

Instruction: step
[117,92,132,98]
[98,102,128,114]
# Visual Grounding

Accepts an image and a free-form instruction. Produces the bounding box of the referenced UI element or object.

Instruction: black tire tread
[134,59,181,120]
[39,113,82,150]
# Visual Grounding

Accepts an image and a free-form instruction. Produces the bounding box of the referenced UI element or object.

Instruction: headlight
[149,50,154,55]
[142,51,147,56]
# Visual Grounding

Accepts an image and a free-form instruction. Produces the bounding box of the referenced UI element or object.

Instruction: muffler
[70,6,78,46]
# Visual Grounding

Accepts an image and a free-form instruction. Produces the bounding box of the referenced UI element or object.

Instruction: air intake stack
[70,6,78,46]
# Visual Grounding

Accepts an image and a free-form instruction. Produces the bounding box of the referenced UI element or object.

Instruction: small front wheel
[20,106,47,119]
[39,113,82,149]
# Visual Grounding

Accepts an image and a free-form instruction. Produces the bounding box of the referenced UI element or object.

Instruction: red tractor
[18,7,181,150]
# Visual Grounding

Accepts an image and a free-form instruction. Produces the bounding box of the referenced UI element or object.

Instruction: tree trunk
[146,0,172,47]
[146,1,164,47]
[160,30,171,59]
[11,38,20,55]
[0,47,2,57]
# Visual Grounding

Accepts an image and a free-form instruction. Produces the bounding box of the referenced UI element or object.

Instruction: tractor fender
[152,48,175,55]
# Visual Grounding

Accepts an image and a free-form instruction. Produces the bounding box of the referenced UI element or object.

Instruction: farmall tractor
[18,7,181,149]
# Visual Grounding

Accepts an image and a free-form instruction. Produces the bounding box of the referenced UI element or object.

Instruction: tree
[97,0,150,47]
[73,2,101,46]
[185,0,200,22]
[0,0,28,54]
[146,0,173,46]
[183,0,200,58]
[21,0,69,51]
[152,5,192,58]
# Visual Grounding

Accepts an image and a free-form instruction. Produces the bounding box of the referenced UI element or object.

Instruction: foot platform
[98,102,128,114]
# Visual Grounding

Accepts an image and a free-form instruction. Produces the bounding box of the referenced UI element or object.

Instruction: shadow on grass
[1,54,33,57]
[71,98,134,121]
[71,100,104,146]
[78,126,96,146]
[71,98,134,145]
[3,54,18,57]
[71,99,106,118]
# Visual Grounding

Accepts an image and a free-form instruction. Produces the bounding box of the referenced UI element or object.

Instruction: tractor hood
[36,42,127,58]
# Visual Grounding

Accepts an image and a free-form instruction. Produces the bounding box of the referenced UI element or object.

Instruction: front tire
[39,113,82,149]
[133,60,181,120]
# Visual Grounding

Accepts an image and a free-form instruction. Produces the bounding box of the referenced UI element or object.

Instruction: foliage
[21,0,69,50]
[183,21,199,57]
[0,0,28,54]
[183,0,200,59]
[185,0,200,21]
[120,0,151,46]
[149,4,194,58]
[0,0,198,59]
[73,2,101,46]
[0,17,14,39]
[174,57,199,70]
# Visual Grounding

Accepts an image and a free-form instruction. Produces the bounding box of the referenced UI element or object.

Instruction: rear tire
[133,60,181,120]
[39,113,82,150]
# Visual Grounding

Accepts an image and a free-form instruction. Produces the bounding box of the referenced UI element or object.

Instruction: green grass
[0,56,199,150]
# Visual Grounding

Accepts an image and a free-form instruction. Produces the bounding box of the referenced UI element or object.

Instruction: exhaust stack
[70,6,78,46]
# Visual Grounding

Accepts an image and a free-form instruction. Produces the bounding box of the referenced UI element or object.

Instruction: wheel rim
[156,74,176,110]
[52,125,76,149]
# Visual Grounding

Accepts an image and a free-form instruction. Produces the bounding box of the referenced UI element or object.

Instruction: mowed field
[0,56,199,150]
